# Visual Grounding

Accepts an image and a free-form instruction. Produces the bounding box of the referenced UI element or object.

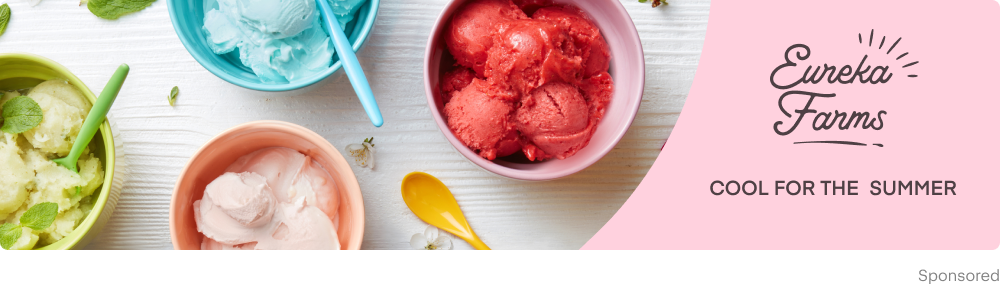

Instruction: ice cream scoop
[446,0,528,77]
[204,172,276,227]
[485,19,583,98]
[195,172,275,244]
[515,81,592,160]
[444,78,518,160]
[437,0,614,163]
[236,0,316,39]
[401,172,490,250]
[533,6,610,77]
[194,147,342,250]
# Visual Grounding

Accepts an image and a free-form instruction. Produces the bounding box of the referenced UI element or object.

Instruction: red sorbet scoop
[516,81,593,160]
[533,5,611,77]
[446,0,527,77]
[485,19,584,100]
[444,79,520,160]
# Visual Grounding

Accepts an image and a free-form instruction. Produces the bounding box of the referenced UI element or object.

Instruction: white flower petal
[424,226,439,241]
[346,143,364,153]
[410,233,427,250]
[433,236,452,250]
[366,153,374,169]
[363,143,375,168]
[345,142,376,169]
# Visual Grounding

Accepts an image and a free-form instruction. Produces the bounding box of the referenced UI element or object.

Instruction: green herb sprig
[1,96,43,134]
[0,4,11,38]
[0,224,19,250]
[0,202,59,250]
[168,86,178,106]
[87,0,156,20]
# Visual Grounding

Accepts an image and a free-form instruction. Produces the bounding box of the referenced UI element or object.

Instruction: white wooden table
[0,0,706,249]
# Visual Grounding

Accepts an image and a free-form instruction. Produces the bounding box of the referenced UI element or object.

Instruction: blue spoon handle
[317,0,384,127]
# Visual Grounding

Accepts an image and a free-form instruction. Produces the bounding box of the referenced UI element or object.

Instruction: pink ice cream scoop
[485,18,583,100]
[445,0,527,77]
[444,78,521,160]
[515,81,593,160]
[439,0,613,163]
[194,172,276,245]
[194,147,342,250]
[533,5,610,77]
[440,67,477,104]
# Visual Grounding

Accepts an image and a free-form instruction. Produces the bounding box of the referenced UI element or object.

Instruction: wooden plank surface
[0,0,707,249]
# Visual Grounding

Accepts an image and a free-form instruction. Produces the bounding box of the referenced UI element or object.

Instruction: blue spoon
[317,0,383,127]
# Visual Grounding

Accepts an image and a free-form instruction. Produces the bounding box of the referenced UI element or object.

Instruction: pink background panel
[584,0,1000,249]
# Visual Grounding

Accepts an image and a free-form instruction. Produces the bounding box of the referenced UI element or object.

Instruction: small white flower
[410,226,452,250]
[345,137,375,169]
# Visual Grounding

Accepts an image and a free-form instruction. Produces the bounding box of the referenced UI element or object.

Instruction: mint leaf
[168,86,178,106]
[0,4,10,38]
[87,0,156,20]
[1,96,43,134]
[0,223,21,250]
[20,202,58,231]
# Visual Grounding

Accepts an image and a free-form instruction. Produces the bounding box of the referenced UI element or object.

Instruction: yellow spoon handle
[464,234,491,250]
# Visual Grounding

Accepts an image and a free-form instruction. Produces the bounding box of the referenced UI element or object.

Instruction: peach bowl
[169,121,364,250]
[424,0,645,181]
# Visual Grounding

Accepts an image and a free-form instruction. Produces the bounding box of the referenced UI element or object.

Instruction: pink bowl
[424,0,645,181]
[169,121,365,250]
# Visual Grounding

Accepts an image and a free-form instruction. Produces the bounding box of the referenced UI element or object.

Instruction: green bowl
[0,53,123,250]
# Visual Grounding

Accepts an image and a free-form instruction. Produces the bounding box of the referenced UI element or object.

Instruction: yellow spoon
[401,172,490,250]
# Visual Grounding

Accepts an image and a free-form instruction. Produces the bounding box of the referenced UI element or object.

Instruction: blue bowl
[167,0,380,91]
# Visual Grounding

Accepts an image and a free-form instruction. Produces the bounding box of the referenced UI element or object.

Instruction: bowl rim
[168,120,365,250]
[166,0,381,92]
[422,0,646,181]
[0,53,118,250]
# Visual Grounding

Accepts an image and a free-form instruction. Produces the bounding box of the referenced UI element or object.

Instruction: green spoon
[53,64,129,181]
